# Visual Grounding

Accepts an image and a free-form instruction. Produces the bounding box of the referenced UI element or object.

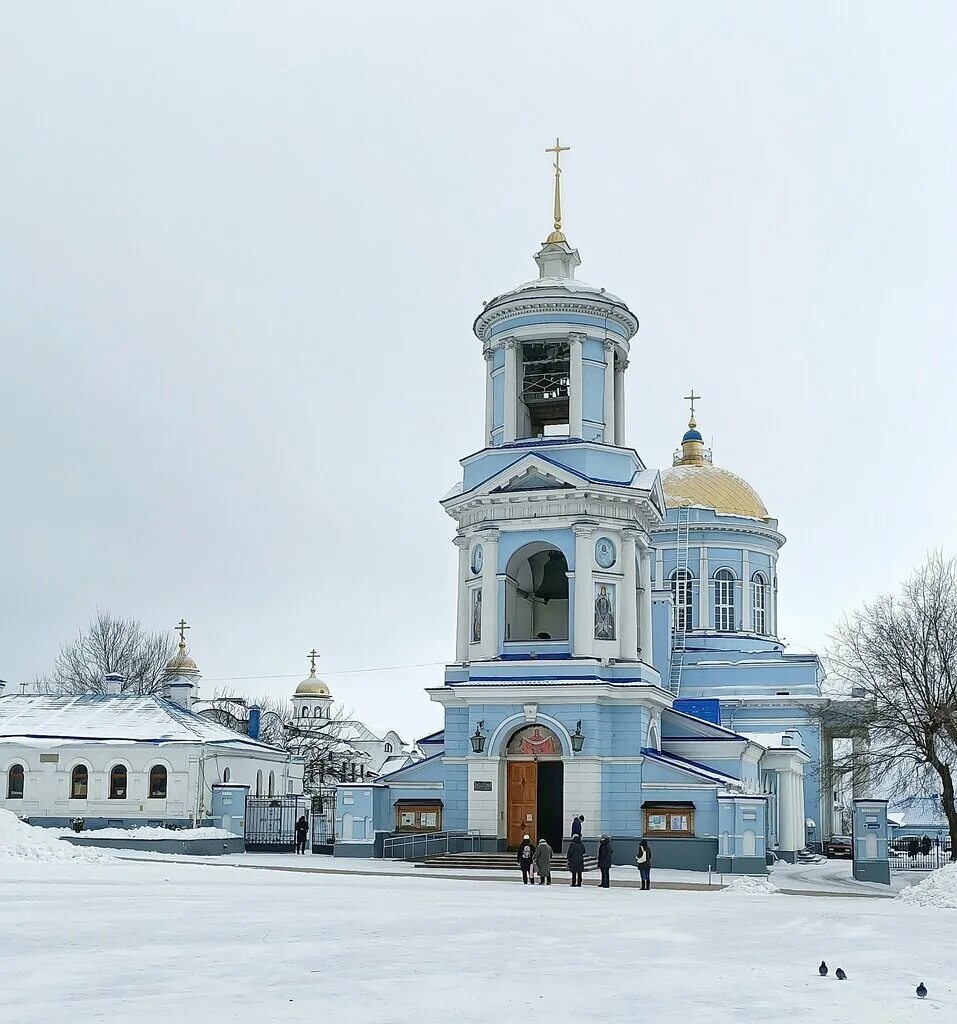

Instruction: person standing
[517,834,535,885]
[533,836,553,885]
[597,834,613,888]
[295,814,309,855]
[636,839,652,890]
[571,814,584,838]
[566,833,585,887]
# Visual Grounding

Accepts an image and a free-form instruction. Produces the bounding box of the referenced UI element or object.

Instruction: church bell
[533,550,568,604]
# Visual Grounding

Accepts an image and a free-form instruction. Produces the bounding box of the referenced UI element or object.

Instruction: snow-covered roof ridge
[0,693,285,752]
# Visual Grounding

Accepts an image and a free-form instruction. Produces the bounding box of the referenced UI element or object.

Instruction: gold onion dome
[295,655,332,697]
[165,640,200,679]
[660,412,770,521]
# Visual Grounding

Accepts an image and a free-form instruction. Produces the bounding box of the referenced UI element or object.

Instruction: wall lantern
[470,720,486,754]
[571,720,585,752]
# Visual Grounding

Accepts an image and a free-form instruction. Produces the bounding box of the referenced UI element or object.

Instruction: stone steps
[415,851,598,871]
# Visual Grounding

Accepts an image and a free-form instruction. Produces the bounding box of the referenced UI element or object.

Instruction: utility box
[211,783,249,837]
[852,798,890,885]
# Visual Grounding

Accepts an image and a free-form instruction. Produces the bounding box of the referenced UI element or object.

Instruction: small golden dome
[294,676,332,698]
[661,464,769,520]
[165,641,200,678]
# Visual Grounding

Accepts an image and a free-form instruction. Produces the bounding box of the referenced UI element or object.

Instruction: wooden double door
[506,759,564,849]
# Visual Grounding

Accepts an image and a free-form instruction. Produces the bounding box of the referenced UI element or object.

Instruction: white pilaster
[602,341,615,445]
[639,543,653,663]
[655,548,664,590]
[569,332,584,438]
[620,530,638,660]
[614,356,627,445]
[699,547,710,629]
[503,339,518,443]
[573,523,595,657]
[454,536,470,662]
[484,349,494,446]
[777,770,798,852]
[741,550,751,631]
[479,530,499,659]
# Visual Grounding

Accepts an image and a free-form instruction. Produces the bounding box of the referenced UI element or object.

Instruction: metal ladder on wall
[669,503,691,695]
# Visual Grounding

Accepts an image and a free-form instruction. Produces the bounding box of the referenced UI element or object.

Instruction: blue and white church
[336,151,830,872]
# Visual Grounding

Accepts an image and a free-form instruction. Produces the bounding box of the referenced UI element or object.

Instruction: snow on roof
[0,694,284,752]
[739,730,808,754]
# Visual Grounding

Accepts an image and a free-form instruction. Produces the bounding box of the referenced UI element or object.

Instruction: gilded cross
[545,137,571,237]
[308,648,319,674]
[176,618,190,645]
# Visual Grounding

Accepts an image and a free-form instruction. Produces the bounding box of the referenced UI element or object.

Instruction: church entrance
[505,725,564,850]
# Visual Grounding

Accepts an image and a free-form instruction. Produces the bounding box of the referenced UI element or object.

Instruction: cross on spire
[176,618,190,648]
[545,137,571,242]
[684,389,701,426]
[308,648,319,676]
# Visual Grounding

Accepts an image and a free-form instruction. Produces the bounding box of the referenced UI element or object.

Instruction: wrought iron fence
[889,836,952,871]
[245,795,311,852]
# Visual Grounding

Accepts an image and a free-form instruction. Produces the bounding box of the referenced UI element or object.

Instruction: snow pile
[897,861,957,909]
[68,825,235,841]
[0,809,111,863]
[719,874,780,896]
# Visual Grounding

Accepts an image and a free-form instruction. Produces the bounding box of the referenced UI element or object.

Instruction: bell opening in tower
[519,341,569,439]
[505,544,570,643]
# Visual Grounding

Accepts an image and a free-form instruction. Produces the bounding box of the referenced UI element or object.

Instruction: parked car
[825,835,853,858]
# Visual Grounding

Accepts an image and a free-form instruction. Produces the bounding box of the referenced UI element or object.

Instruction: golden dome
[294,676,332,698]
[165,641,200,678]
[661,463,769,520]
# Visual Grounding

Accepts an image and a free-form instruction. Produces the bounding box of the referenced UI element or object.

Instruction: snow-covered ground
[1,852,952,1023]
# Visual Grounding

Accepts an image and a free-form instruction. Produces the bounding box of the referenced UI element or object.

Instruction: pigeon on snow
[835,968,847,981]
[818,962,828,977]
[916,983,927,999]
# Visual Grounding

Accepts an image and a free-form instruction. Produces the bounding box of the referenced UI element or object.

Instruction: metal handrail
[381,829,482,860]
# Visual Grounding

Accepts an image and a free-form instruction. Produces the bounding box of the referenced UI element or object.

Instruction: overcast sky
[1,3,955,738]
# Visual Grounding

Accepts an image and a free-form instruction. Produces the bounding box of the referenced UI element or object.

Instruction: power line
[201,659,446,683]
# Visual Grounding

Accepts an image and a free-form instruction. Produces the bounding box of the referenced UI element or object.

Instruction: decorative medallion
[471,543,484,575]
[595,536,617,568]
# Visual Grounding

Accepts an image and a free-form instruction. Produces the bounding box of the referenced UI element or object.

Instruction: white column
[484,349,494,446]
[569,333,584,438]
[454,536,470,662]
[620,530,638,661]
[602,341,615,445]
[771,560,778,636]
[741,550,751,632]
[778,771,797,852]
[655,548,664,590]
[698,547,710,629]
[639,544,653,663]
[573,524,594,657]
[614,356,627,446]
[479,531,499,659]
[503,339,518,442]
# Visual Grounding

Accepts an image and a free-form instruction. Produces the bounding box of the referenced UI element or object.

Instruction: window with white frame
[751,572,768,634]
[714,569,736,631]
[671,569,694,631]
[384,742,393,754]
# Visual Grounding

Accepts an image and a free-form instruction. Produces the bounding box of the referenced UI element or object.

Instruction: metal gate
[310,794,335,854]
[245,795,311,852]
[890,836,951,871]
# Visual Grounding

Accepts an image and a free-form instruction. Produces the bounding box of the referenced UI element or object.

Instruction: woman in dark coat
[295,814,309,855]
[636,839,652,890]
[566,833,585,887]
[517,835,535,885]
[597,834,613,888]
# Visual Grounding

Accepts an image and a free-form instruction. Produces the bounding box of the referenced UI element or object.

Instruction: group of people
[516,814,653,889]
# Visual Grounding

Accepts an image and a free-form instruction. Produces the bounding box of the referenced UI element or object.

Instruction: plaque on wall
[473,780,493,791]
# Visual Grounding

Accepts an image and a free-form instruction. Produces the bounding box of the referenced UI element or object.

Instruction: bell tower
[440,145,666,682]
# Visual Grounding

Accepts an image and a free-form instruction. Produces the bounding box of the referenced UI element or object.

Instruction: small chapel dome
[661,409,770,521]
[165,643,200,680]
[294,677,332,698]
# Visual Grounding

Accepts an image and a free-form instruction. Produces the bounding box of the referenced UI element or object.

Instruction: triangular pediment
[478,455,583,496]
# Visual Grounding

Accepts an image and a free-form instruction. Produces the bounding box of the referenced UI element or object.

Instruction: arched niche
[504,542,569,642]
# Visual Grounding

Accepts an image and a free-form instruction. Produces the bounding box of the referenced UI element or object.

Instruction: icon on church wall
[471,588,482,644]
[507,724,561,756]
[594,583,616,640]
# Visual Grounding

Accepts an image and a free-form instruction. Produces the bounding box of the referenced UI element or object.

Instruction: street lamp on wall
[571,720,585,752]
[470,721,486,754]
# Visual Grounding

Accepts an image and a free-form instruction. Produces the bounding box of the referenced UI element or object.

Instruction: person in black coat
[517,835,535,885]
[566,833,585,887]
[636,839,652,890]
[597,834,613,888]
[295,814,309,855]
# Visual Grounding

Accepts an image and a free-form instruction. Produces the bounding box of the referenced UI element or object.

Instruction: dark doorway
[537,760,564,851]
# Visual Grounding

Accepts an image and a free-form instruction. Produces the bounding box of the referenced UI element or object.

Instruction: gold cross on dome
[545,137,571,239]
[308,648,319,674]
[176,618,190,646]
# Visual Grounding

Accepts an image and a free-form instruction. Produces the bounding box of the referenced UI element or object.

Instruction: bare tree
[827,553,957,857]
[39,611,177,696]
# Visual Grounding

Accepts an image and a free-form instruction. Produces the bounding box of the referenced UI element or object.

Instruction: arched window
[7,764,24,799]
[267,771,275,796]
[384,742,393,754]
[714,569,736,631]
[223,767,231,783]
[70,765,88,800]
[148,765,168,799]
[109,764,127,800]
[504,543,570,643]
[255,770,263,796]
[670,569,694,631]
[751,572,768,634]
[314,707,322,718]
[300,706,308,718]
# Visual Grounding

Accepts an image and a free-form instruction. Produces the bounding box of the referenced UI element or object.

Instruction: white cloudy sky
[1,3,955,737]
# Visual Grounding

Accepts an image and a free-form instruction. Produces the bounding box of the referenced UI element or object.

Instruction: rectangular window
[643,806,695,837]
[395,804,443,833]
